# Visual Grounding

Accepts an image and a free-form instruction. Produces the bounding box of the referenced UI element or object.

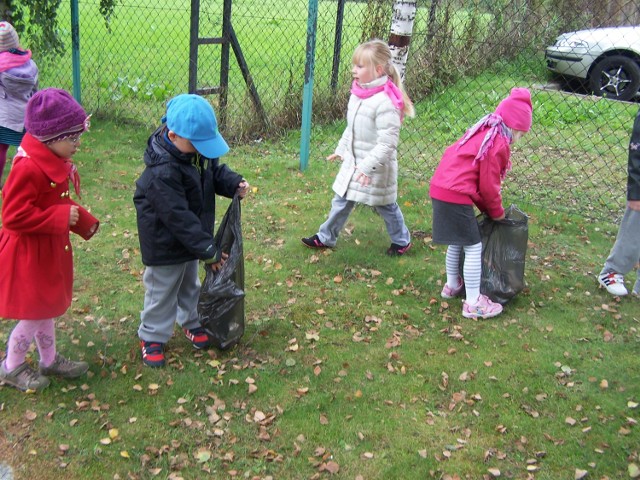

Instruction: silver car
[545,26,640,101]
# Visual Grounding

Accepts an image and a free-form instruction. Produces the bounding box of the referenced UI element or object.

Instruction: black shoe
[301,234,329,249]
[386,242,412,256]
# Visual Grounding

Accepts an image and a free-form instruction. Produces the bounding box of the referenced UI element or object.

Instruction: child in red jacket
[429,87,532,319]
[0,88,99,392]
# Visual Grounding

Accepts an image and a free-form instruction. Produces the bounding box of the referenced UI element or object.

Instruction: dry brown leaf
[320,461,340,474]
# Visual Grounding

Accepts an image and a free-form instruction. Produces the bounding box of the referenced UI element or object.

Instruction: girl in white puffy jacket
[302,39,414,256]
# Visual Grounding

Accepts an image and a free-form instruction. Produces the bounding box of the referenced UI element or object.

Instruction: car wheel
[589,55,640,101]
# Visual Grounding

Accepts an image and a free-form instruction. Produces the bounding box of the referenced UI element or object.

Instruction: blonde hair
[352,39,415,118]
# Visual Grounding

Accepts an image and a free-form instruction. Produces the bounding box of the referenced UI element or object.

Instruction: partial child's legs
[316,195,357,247]
[0,143,9,184]
[375,202,411,247]
[444,245,463,290]
[598,206,640,295]
[5,319,55,370]
[460,242,502,319]
[443,243,481,300]
[600,206,640,276]
[175,259,202,331]
[139,264,191,343]
[461,242,482,303]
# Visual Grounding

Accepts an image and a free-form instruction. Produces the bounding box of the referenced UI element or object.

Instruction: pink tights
[4,319,56,371]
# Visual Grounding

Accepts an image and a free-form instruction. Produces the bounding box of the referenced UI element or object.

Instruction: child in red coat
[0,88,99,392]
[429,88,532,319]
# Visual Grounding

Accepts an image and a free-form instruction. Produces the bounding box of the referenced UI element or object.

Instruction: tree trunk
[388,0,417,81]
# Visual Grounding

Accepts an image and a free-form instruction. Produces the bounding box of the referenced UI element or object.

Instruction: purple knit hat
[25,88,89,144]
[0,22,19,51]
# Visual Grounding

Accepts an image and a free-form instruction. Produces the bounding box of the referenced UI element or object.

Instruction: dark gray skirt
[431,198,481,246]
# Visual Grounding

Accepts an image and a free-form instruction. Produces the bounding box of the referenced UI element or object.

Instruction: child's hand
[354,171,371,187]
[209,252,229,272]
[326,154,342,162]
[629,200,640,211]
[493,213,506,221]
[69,205,79,226]
[236,180,250,198]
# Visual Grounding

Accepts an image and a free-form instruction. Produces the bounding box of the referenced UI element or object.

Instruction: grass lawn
[0,113,638,480]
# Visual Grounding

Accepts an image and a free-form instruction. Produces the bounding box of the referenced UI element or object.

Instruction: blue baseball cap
[163,94,229,158]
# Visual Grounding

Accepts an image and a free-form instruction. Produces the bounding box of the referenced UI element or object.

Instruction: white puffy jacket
[332,75,401,207]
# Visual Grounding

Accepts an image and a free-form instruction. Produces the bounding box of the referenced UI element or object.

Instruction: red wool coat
[0,133,99,320]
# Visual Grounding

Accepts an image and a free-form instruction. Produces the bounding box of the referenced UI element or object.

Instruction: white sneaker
[597,272,628,296]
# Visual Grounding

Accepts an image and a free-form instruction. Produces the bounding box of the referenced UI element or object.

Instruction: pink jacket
[429,128,511,219]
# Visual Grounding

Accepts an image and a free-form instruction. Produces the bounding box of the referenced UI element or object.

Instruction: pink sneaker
[462,294,503,319]
[441,277,464,299]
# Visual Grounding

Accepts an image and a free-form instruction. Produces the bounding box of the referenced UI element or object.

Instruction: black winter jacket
[133,127,243,266]
[628,108,640,201]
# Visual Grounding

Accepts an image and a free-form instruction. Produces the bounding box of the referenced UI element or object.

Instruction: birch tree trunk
[388,0,417,81]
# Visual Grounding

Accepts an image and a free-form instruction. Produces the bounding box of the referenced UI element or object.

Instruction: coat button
[64,245,70,251]
[50,182,57,188]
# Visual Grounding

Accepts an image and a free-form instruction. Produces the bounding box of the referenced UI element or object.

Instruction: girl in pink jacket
[429,88,532,319]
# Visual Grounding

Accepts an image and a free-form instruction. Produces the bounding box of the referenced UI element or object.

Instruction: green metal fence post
[70,0,81,103]
[300,0,318,171]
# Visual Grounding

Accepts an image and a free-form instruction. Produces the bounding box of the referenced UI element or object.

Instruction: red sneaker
[183,327,213,350]
[140,341,165,367]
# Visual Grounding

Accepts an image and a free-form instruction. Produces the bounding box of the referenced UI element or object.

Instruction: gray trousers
[600,205,640,293]
[317,194,411,247]
[138,260,202,343]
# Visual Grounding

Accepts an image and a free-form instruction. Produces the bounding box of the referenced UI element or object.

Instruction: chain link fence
[18,0,640,220]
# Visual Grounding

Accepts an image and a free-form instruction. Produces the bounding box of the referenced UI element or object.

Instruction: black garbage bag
[198,195,245,350]
[477,204,529,304]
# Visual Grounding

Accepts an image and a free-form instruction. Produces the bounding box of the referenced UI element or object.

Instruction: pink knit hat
[25,88,90,144]
[0,22,19,51]
[494,87,533,132]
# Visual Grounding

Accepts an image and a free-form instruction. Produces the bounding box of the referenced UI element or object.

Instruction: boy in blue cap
[134,94,249,367]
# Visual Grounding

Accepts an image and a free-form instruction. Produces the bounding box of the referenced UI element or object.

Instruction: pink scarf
[351,78,405,119]
[0,50,32,73]
[457,113,513,173]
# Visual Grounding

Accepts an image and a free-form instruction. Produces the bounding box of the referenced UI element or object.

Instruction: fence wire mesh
[17,0,640,221]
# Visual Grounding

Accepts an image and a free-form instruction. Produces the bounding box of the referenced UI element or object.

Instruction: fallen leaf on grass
[319,461,340,474]
[574,469,588,479]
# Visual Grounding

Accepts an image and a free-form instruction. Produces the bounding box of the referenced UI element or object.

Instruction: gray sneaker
[0,361,50,392]
[39,353,89,379]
